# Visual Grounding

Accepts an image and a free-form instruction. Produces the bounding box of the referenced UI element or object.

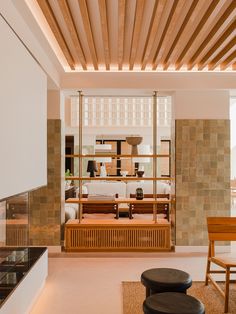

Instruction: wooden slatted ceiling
[36,0,236,71]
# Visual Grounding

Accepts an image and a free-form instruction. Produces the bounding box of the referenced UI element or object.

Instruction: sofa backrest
[126,181,170,197]
[84,182,126,197]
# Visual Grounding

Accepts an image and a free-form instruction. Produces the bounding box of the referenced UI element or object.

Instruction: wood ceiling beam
[220,52,236,71]
[162,0,199,70]
[208,38,236,70]
[36,0,75,70]
[78,0,98,70]
[198,20,236,70]
[141,0,167,70]
[58,0,87,70]
[98,0,110,70]
[152,1,178,70]
[152,0,178,70]
[118,0,126,70]
[153,0,187,70]
[129,0,145,70]
[142,0,174,71]
[175,0,221,70]
[188,1,236,70]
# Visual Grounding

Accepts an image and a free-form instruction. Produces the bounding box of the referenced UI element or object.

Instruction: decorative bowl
[126,136,143,155]
[126,136,143,146]
[120,170,128,177]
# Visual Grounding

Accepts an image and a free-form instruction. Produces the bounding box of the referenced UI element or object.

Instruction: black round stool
[143,292,205,314]
[141,268,192,297]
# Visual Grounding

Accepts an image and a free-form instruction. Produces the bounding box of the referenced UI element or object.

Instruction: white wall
[61,72,236,90]
[173,90,229,119]
[0,16,47,200]
[0,0,61,88]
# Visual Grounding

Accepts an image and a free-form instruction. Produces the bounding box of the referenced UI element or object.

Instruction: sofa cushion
[126,181,170,197]
[83,182,126,197]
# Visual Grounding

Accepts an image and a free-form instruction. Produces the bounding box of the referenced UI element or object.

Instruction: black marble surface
[0,247,47,306]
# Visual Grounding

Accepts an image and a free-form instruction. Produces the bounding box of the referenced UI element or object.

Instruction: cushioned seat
[141,268,192,297]
[143,292,205,314]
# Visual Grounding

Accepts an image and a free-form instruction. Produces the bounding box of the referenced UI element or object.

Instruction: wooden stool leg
[114,204,119,219]
[205,258,211,285]
[129,204,133,219]
[205,244,212,286]
[166,207,169,221]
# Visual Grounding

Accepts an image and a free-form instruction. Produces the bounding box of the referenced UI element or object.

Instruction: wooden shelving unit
[64,92,173,252]
[65,153,172,183]
[65,153,172,182]
[65,219,171,252]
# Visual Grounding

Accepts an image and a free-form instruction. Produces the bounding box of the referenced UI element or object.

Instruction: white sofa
[83,181,127,197]
[80,181,170,197]
[126,181,170,197]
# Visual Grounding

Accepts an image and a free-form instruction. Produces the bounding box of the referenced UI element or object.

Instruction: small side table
[143,292,205,314]
[141,268,192,297]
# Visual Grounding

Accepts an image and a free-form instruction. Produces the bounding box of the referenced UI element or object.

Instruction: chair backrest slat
[207,217,236,241]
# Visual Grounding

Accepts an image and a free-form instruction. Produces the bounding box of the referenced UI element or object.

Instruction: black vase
[136,188,143,200]
[137,170,144,177]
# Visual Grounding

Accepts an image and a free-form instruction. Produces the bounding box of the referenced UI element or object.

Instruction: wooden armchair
[82,194,119,218]
[129,193,169,220]
[205,217,236,313]
[65,186,76,200]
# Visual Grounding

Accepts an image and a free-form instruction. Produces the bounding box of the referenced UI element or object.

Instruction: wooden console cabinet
[65,219,171,252]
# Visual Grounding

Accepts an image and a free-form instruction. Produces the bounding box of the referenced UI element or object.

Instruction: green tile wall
[171,119,176,245]
[29,120,63,246]
[175,120,230,245]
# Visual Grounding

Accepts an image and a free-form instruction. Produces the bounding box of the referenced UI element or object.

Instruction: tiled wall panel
[29,120,63,246]
[176,120,230,245]
[170,119,176,245]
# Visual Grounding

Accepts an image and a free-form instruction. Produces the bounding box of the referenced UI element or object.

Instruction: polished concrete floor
[30,251,208,314]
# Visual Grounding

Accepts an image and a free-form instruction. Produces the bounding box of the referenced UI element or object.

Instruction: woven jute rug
[122,281,236,314]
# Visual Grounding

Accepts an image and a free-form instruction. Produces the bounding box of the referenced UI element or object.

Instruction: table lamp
[87,160,98,177]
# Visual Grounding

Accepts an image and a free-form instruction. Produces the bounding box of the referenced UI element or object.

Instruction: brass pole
[78,91,83,223]
[153,91,158,223]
